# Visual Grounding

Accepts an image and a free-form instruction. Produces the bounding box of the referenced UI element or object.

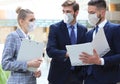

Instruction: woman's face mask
[28,21,36,32]
[63,13,74,24]
[88,13,100,26]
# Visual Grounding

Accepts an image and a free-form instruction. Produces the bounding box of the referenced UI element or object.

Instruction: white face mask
[28,22,36,32]
[63,13,74,24]
[88,13,100,26]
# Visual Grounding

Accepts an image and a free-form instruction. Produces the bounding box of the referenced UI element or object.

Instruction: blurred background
[0,0,120,84]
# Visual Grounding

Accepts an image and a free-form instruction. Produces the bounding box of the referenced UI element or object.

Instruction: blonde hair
[16,7,34,20]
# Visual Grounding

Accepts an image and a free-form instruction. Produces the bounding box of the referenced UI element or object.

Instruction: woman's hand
[27,58,43,68]
[34,69,41,78]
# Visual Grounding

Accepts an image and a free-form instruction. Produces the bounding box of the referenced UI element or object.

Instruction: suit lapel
[77,24,82,43]
[103,21,109,34]
[86,29,94,42]
[16,28,25,40]
[76,24,86,43]
[60,22,71,45]
[103,21,111,42]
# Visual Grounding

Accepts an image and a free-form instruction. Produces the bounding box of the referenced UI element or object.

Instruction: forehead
[26,13,35,19]
[88,5,97,12]
[62,6,73,11]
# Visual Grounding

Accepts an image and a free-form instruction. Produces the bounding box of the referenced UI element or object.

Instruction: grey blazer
[1,28,36,84]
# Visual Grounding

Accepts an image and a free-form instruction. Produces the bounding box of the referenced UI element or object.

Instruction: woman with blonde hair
[1,7,42,84]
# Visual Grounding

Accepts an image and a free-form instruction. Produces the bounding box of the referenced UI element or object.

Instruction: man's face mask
[88,13,100,26]
[63,13,74,24]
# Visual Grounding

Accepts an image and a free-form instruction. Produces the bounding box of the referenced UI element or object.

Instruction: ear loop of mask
[72,12,76,22]
[96,14,102,25]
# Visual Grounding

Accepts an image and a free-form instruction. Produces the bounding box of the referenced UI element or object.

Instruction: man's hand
[79,49,101,65]
[65,53,69,58]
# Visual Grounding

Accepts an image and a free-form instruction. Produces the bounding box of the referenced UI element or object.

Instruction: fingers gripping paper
[66,43,93,66]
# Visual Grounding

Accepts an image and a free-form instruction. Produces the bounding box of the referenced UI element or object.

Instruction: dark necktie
[95,25,99,34]
[70,25,76,70]
[70,26,76,44]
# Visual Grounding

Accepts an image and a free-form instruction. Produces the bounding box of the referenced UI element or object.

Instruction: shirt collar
[17,25,29,39]
[93,19,107,39]
[97,19,107,28]
[66,22,77,29]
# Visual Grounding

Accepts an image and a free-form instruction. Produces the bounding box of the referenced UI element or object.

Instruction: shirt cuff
[100,58,104,65]
[22,62,28,71]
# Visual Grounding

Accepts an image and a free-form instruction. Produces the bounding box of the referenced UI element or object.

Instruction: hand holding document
[66,43,93,66]
[17,39,44,71]
[66,27,110,66]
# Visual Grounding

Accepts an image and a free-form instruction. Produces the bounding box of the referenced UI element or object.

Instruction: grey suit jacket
[1,28,36,84]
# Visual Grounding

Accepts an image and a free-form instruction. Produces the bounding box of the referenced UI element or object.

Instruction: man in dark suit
[80,0,120,84]
[46,0,87,84]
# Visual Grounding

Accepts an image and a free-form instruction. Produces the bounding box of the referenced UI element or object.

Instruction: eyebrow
[88,9,96,13]
[63,10,72,13]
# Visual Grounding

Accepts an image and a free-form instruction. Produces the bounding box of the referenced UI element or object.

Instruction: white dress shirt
[19,27,29,39]
[93,19,107,65]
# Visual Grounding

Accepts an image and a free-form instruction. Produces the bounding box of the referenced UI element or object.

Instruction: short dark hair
[88,0,107,9]
[62,0,79,12]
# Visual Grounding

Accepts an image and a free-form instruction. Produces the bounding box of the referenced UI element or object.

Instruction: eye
[29,18,35,22]
[63,10,72,14]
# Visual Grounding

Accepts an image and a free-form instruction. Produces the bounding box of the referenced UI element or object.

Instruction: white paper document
[92,27,110,57]
[66,43,93,66]
[66,27,110,66]
[17,39,44,71]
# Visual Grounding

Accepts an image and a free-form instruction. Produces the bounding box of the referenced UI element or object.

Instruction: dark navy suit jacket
[86,21,120,83]
[46,21,87,84]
